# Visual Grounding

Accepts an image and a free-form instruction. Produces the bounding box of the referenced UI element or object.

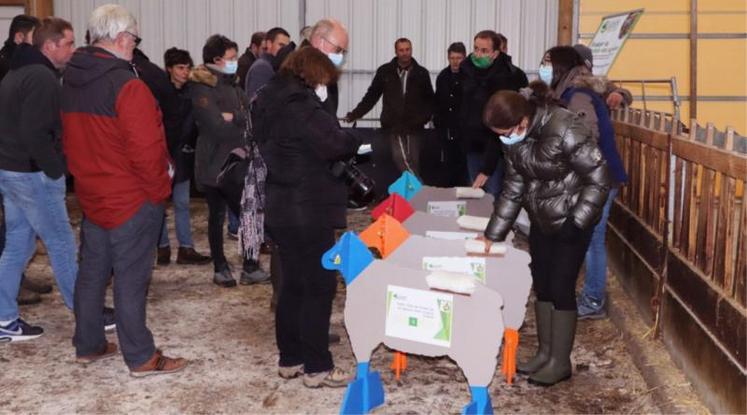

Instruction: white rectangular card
[385,285,453,348]
[427,201,467,217]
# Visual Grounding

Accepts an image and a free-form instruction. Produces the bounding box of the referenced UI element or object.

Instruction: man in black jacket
[434,42,468,186]
[461,30,527,195]
[0,17,77,342]
[0,14,51,305]
[345,38,434,178]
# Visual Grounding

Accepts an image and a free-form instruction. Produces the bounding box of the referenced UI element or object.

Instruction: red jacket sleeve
[115,79,172,204]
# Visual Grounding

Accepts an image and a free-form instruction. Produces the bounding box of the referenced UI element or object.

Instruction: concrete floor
[0,197,708,414]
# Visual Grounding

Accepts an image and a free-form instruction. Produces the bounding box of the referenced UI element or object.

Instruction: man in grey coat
[245,27,290,101]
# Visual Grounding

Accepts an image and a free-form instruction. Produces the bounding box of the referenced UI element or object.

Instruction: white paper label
[385,285,454,348]
[427,201,466,217]
[422,257,486,284]
[425,231,478,241]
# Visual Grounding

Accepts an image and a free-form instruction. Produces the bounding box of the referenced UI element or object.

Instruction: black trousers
[203,185,258,273]
[528,221,594,311]
[73,202,162,368]
[268,225,337,374]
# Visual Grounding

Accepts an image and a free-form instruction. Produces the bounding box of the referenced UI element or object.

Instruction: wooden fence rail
[609,107,746,413]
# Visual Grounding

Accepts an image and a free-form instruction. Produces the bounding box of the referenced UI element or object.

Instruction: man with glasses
[308,18,348,116]
[62,4,187,376]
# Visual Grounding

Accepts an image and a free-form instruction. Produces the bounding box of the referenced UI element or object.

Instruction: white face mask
[315,84,328,102]
[538,64,553,85]
[223,59,238,74]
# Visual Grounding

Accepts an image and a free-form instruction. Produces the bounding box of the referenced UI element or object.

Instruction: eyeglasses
[125,31,142,47]
[322,37,346,54]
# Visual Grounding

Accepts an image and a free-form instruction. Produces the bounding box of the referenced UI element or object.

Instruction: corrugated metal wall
[54,0,558,122]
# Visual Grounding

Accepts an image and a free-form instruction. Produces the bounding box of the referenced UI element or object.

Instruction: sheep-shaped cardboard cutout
[408,185,495,217]
[386,233,532,384]
[323,232,504,415]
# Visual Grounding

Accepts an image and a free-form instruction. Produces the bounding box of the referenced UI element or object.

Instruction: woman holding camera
[252,47,360,388]
[481,81,610,386]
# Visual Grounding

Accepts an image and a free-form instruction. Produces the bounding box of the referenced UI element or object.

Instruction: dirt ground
[0,197,709,414]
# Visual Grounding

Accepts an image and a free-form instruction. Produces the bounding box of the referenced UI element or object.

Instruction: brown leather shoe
[157,247,171,265]
[130,350,188,378]
[17,287,41,306]
[176,247,211,265]
[77,342,118,364]
[21,275,52,294]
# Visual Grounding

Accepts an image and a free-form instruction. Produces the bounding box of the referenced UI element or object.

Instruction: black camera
[330,158,375,208]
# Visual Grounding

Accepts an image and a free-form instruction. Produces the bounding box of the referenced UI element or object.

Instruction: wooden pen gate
[607,107,746,414]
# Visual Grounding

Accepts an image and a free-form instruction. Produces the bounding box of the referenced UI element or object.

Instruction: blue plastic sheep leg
[462,386,493,415]
[339,362,385,414]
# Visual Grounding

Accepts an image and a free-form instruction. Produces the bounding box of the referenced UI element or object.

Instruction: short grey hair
[310,18,340,40]
[87,4,137,44]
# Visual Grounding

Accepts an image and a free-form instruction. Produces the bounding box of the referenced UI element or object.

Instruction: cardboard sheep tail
[358,214,410,259]
[321,231,374,284]
[340,362,385,415]
[462,386,494,415]
[388,171,422,201]
[501,328,519,385]
[371,193,414,222]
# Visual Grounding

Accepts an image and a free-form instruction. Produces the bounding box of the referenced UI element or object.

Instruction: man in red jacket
[61,4,186,376]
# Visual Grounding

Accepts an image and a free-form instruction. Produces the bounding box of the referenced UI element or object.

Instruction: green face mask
[471,54,492,69]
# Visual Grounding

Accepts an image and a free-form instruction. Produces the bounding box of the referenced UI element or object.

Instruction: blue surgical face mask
[327,52,344,67]
[223,59,238,74]
[538,64,553,85]
[499,128,528,145]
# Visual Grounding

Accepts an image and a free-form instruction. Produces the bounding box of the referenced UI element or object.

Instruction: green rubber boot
[528,309,577,386]
[517,300,553,374]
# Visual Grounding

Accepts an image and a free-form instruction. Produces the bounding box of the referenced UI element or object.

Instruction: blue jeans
[580,187,619,308]
[0,170,77,320]
[158,180,194,248]
[466,152,502,197]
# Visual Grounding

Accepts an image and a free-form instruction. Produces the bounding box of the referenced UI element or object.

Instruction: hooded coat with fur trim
[554,67,628,184]
[189,64,249,190]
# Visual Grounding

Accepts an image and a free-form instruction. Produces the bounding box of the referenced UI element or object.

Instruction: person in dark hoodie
[190,34,269,287]
[345,37,434,178]
[0,14,39,82]
[62,4,186,376]
[0,17,78,343]
[461,30,527,196]
[434,41,468,186]
[0,14,52,306]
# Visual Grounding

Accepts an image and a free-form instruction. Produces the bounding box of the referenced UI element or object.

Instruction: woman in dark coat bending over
[481,81,610,386]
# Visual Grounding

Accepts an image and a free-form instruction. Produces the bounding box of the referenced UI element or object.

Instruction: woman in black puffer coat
[481,81,610,387]
[252,47,360,388]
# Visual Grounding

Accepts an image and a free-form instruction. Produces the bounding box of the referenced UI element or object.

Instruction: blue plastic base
[339,362,385,414]
[461,386,493,415]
